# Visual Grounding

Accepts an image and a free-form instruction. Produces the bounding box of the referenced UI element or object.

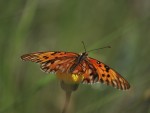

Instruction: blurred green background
[0,0,150,113]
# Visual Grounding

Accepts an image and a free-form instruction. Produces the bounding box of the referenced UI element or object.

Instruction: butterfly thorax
[69,52,88,73]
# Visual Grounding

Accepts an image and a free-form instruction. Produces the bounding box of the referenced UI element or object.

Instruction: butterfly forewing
[21,51,78,74]
[21,51,78,63]
[84,57,130,90]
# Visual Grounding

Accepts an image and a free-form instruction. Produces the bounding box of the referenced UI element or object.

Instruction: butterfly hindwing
[81,57,130,90]
[78,60,99,83]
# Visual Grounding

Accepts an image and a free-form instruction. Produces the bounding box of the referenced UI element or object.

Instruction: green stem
[60,81,79,113]
[62,91,72,113]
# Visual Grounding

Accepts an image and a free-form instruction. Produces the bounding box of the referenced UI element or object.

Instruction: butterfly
[21,49,130,90]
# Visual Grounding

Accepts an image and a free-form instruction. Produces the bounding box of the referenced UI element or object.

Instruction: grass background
[0,0,150,113]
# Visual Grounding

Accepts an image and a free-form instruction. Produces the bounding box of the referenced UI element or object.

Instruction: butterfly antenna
[87,46,111,52]
[82,41,87,52]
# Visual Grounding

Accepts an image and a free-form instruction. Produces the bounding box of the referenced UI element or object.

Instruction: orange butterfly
[21,45,130,90]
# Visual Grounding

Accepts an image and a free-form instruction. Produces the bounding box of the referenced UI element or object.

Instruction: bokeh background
[0,0,150,113]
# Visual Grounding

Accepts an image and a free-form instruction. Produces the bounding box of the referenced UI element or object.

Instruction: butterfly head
[80,52,88,57]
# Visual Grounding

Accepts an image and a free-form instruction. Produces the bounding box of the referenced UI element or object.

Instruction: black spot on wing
[51,52,60,55]
[93,74,98,79]
[34,58,42,63]
[45,59,55,65]
[102,74,105,77]
[104,65,110,72]
[55,57,58,59]
[99,64,102,67]
[107,74,110,77]
[90,73,99,82]
[100,78,104,83]
[43,56,49,59]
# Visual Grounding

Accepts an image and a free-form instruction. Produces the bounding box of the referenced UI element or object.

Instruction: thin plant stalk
[60,81,79,113]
